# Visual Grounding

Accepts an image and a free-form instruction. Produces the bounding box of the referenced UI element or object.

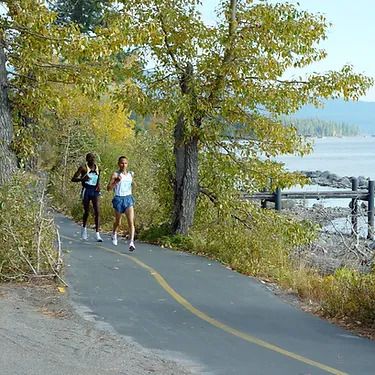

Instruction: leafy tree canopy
[0,0,134,165]
[108,0,373,232]
[1,0,373,234]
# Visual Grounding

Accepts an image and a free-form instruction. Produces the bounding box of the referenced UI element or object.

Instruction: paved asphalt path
[57,214,375,375]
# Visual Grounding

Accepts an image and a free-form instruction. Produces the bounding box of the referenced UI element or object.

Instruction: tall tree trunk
[0,35,17,185]
[171,62,200,234]
[21,114,38,172]
[172,114,199,234]
[171,1,238,234]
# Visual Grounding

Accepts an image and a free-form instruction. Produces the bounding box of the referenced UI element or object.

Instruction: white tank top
[113,171,133,196]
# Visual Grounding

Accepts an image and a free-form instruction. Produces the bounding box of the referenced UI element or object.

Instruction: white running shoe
[111,233,118,246]
[129,241,135,252]
[96,232,103,242]
[81,227,88,240]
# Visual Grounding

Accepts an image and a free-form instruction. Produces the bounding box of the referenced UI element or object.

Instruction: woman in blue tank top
[107,155,136,251]
[71,152,103,242]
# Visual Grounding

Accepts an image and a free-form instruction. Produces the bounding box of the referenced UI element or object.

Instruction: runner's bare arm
[96,168,101,192]
[71,166,86,182]
[107,172,121,191]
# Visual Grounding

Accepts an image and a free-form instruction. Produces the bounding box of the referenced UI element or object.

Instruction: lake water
[278,136,375,179]
[278,136,375,236]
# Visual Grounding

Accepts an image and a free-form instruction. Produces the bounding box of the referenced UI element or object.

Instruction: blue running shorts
[82,186,100,202]
[112,195,135,213]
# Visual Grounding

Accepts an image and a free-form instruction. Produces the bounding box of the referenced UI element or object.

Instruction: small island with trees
[283,118,360,137]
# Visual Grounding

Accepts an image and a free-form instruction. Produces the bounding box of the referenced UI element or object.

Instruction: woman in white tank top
[107,156,136,251]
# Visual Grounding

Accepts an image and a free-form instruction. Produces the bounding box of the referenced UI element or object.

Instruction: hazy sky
[201,0,375,102]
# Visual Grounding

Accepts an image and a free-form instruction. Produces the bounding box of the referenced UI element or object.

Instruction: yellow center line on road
[62,235,348,375]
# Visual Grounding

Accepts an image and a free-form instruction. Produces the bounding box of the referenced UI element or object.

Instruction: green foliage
[48,128,174,234]
[0,173,59,281]
[160,234,194,251]
[110,0,373,231]
[320,269,375,325]
[193,203,317,278]
[52,0,111,33]
[2,0,134,167]
[116,130,174,231]
[139,184,317,280]
[139,223,195,251]
[138,223,172,243]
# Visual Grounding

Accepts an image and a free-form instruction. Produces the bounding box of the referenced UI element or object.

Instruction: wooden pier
[245,178,375,239]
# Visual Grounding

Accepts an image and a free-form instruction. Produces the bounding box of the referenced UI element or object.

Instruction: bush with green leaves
[120,130,174,231]
[48,130,174,235]
[0,173,59,281]
[145,199,317,279]
[320,269,375,325]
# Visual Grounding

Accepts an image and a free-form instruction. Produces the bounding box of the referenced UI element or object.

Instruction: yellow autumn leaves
[52,86,135,146]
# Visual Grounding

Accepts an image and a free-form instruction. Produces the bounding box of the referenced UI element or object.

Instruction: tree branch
[199,186,253,230]
[208,0,238,104]
[149,72,176,87]
[3,21,71,42]
[7,70,76,85]
[156,7,183,73]
[199,186,217,204]
[7,70,37,82]
[244,76,310,85]
[213,140,243,167]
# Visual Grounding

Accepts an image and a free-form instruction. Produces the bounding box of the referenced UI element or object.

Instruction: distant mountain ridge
[291,99,375,134]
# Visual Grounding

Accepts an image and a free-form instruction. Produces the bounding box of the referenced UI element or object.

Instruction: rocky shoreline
[287,171,375,274]
[288,205,374,273]
[301,170,370,189]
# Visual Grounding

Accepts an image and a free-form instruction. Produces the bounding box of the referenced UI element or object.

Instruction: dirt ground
[0,280,196,375]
